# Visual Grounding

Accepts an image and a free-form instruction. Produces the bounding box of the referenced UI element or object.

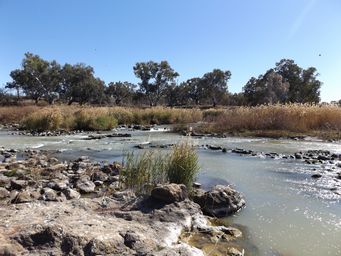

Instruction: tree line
[2,52,324,106]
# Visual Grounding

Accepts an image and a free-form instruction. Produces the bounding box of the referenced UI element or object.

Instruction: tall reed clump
[166,143,200,189]
[120,142,200,194]
[73,108,117,131]
[120,151,168,194]
[21,108,63,132]
[202,104,341,134]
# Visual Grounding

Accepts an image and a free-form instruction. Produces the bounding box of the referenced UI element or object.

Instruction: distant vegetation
[0,106,202,131]
[0,104,340,140]
[1,53,340,140]
[2,52,327,107]
[120,142,199,194]
[198,104,341,140]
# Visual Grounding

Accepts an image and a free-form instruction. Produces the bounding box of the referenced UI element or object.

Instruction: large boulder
[191,185,245,217]
[151,183,188,204]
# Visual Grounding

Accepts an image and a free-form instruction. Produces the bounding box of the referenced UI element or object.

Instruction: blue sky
[0,0,340,101]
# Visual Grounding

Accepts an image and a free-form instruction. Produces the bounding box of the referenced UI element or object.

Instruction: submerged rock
[192,185,245,217]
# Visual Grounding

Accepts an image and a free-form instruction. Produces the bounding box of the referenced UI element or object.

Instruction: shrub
[21,108,63,131]
[74,109,117,131]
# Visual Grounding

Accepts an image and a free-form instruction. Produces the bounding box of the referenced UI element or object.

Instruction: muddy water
[0,129,340,256]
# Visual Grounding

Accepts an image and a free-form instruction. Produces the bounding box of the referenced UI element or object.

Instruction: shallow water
[1,129,340,256]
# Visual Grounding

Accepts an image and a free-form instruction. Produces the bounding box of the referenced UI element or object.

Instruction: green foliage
[133,61,179,106]
[74,109,117,131]
[106,81,136,105]
[120,151,168,194]
[275,59,321,103]
[9,53,62,104]
[121,142,200,194]
[243,70,289,105]
[61,63,106,105]
[166,143,200,189]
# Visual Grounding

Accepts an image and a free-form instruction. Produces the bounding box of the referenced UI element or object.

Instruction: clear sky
[0,0,340,102]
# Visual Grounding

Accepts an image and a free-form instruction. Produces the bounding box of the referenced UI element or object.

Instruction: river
[0,129,340,256]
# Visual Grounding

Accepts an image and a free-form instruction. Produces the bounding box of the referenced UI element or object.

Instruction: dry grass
[0,104,340,139]
[0,105,202,131]
[200,104,341,139]
[0,106,40,124]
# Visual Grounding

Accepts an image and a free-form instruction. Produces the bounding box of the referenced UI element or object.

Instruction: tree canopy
[5,54,324,107]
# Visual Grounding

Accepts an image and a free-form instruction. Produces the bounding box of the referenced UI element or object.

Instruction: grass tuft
[120,142,200,194]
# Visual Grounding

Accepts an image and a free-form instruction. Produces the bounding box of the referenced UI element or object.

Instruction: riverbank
[0,148,246,256]
[0,104,340,141]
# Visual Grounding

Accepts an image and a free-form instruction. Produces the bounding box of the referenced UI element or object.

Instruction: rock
[153,243,205,256]
[11,191,36,204]
[46,179,69,191]
[41,188,58,201]
[0,174,11,188]
[62,188,81,200]
[318,155,330,161]
[94,180,104,187]
[48,163,67,172]
[192,185,245,217]
[294,153,302,159]
[208,145,223,151]
[75,175,96,194]
[232,148,252,155]
[193,182,202,189]
[0,242,24,256]
[10,180,28,190]
[122,230,156,253]
[48,157,59,164]
[91,171,108,182]
[311,173,322,179]
[0,187,10,199]
[151,183,188,204]
[226,247,244,256]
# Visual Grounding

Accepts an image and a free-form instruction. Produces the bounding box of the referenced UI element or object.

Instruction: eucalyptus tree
[106,81,136,105]
[7,53,62,104]
[201,69,231,107]
[60,63,105,105]
[133,61,179,106]
[275,59,321,103]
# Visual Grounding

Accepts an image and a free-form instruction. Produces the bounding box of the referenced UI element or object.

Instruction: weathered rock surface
[75,176,96,194]
[0,194,242,256]
[0,148,246,256]
[0,187,10,199]
[192,185,245,217]
[151,183,188,204]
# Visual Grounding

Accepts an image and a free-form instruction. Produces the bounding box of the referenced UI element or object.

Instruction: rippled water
[1,129,340,256]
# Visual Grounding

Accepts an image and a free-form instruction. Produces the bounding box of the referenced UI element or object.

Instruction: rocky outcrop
[151,183,188,204]
[192,185,245,217]
[0,194,243,256]
[0,148,246,256]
